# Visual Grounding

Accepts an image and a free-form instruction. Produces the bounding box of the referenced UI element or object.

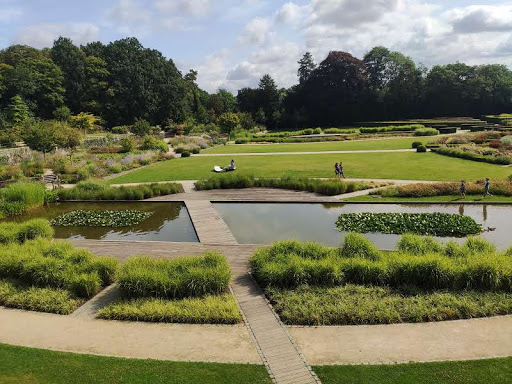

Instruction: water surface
[214,203,512,249]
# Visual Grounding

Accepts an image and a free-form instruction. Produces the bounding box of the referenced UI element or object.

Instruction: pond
[5,202,198,243]
[213,203,512,249]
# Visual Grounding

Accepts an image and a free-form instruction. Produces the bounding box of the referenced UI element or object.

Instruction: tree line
[1,37,512,132]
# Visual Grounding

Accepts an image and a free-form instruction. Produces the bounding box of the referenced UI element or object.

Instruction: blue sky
[1,0,512,92]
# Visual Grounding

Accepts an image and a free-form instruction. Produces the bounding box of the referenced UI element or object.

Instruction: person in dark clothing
[339,162,346,179]
[334,163,340,178]
[482,178,492,198]
[460,180,466,199]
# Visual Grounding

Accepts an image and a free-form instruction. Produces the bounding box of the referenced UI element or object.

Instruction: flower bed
[335,212,482,237]
[51,210,153,227]
[432,147,511,165]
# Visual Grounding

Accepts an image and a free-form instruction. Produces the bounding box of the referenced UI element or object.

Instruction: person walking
[334,163,340,178]
[460,180,466,199]
[339,161,346,179]
[482,178,492,198]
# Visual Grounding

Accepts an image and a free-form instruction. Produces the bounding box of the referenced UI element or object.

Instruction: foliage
[118,252,231,299]
[141,135,169,153]
[250,237,512,291]
[0,279,82,314]
[335,212,482,237]
[131,119,151,137]
[119,136,137,153]
[22,120,63,156]
[268,284,512,325]
[51,210,153,227]
[360,125,423,134]
[0,238,118,298]
[373,181,512,198]
[56,181,183,200]
[0,219,53,244]
[411,141,423,149]
[414,128,440,136]
[194,174,385,196]
[70,112,100,132]
[218,112,240,136]
[416,145,427,152]
[181,151,191,157]
[6,95,31,125]
[0,182,45,217]
[433,147,511,165]
[98,294,242,324]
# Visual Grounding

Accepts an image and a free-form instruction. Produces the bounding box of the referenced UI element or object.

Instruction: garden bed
[99,252,242,324]
[250,235,512,325]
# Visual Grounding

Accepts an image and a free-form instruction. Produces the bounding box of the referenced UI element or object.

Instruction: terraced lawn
[314,357,512,384]
[109,152,511,184]
[0,343,270,384]
[203,137,423,153]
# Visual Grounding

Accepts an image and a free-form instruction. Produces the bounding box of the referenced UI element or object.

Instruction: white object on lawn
[214,166,224,173]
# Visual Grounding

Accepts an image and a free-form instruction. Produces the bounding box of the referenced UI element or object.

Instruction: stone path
[196,149,416,157]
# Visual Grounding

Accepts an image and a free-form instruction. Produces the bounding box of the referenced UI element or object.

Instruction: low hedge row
[373,181,512,198]
[56,181,184,201]
[0,219,53,244]
[118,252,231,299]
[433,147,511,165]
[0,237,118,298]
[414,128,440,136]
[250,235,512,291]
[195,174,382,196]
[359,124,424,134]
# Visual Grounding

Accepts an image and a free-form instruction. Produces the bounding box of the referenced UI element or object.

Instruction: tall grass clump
[373,181,512,198]
[56,181,184,201]
[0,238,118,299]
[0,182,46,217]
[250,235,512,291]
[0,219,54,244]
[118,252,231,299]
[195,174,382,196]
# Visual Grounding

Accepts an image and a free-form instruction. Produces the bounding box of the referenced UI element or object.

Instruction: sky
[1,0,512,93]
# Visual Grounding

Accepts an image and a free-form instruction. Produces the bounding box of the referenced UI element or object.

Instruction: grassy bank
[345,195,512,202]
[0,182,46,217]
[314,358,512,384]
[0,343,270,384]
[109,152,511,183]
[204,137,422,153]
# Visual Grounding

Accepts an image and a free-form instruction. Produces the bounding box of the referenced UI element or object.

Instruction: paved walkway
[184,200,238,244]
[196,149,416,157]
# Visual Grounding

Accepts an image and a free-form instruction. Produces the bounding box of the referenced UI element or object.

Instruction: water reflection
[214,203,512,249]
[5,202,198,242]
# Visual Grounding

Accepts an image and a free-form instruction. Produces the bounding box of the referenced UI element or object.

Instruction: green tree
[258,74,281,128]
[131,118,151,137]
[23,121,61,160]
[55,124,82,161]
[297,52,316,84]
[70,112,100,133]
[53,105,71,122]
[218,112,240,140]
[6,95,31,125]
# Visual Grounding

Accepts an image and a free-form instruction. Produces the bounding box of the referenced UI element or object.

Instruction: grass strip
[0,343,271,384]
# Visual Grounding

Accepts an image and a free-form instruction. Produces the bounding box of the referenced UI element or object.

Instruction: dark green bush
[414,128,440,136]
[181,151,191,158]
[118,252,231,299]
[120,137,137,153]
[191,148,200,154]
[416,145,427,152]
[174,147,184,154]
[411,141,423,149]
[142,135,169,153]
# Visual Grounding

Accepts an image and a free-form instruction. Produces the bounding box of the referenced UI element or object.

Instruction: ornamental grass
[373,181,512,198]
[0,219,54,244]
[250,235,512,291]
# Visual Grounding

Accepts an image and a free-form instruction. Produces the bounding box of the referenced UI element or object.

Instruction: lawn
[346,195,512,202]
[314,358,512,384]
[109,152,512,184]
[0,343,271,384]
[203,137,422,153]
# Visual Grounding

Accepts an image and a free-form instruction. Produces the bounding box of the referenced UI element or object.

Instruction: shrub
[181,151,191,158]
[414,128,440,136]
[340,233,381,260]
[130,119,151,137]
[416,145,427,152]
[120,137,137,153]
[433,147,511,165]
[174,147,184,154]
[335,212,482,237]
[398,234,442,255]
[374,181,512,198]
[411,141,423,149]
[118,252,231,299]
[191,148,200,154]
[0,219,54,244]
[142,136,169,153]
[2,182,45,207]
[313,128,323,134]
[0,239,118,298]
[489,139,503,149]
[501,136,512,146]
[97,294,242,324]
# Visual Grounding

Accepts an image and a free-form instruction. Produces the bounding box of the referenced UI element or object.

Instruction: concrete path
[290,315,512,365]
[196,149,416,157]
[0,307,260,364]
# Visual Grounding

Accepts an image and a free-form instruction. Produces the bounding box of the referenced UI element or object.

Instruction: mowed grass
[346,195,512,202]
[314,358,512,384]
[203,137,422,153]
[110,152,512,184]
[0,343,271,384]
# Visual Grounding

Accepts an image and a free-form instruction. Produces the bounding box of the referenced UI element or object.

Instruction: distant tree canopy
[1,37,512,130]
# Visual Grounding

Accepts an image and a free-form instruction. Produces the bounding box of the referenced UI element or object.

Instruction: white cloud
[109,0,151,34]
[155,0,211,17]
[238,17,272,45]
[276,2,304,25]
[14,23,99,48]
[446,5,512,34]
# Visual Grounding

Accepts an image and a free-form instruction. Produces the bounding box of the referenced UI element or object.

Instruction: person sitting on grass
[225,159,236,172]
[482,177,492,198]
[460,180,466,199]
